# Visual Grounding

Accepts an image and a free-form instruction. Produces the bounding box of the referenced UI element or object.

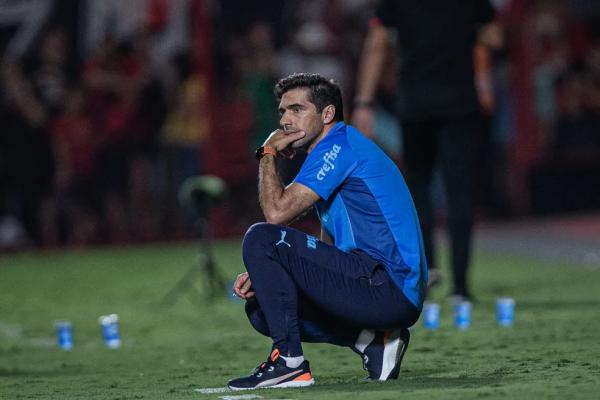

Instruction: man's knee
[243,222,277,241]
[245,300,270,337]
[242,222,279,264]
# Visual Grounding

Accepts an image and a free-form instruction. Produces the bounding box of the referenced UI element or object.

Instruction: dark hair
[274,73,344,122]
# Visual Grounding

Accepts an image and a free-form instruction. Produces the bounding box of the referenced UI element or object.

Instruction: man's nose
[280,116,291,130]
[280,110,293,126]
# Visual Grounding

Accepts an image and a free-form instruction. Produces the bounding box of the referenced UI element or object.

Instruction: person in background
[229,73,426,390]
[353,0,503,301]
[0,27,71,246]
[161,52,210,236]
[49,85,100,245]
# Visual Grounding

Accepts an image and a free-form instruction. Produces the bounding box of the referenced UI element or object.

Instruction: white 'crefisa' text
[316,144,342,181]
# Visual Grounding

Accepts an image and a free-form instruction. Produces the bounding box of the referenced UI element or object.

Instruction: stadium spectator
[0,27,68,246]
[48,85,100,245]
[279,1,350,102]
[352,0,502,301]
[229,73,426,389]
[82,34,163,242]
[82,37,134,242]
[242,22,280,151]
[554,71,597,152]
[161,51,210,235]
[123,32,166,242]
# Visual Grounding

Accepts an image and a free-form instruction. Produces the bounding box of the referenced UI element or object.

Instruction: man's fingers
[264,130,306,152]
[232,272,254,299]
[233,285,244,297]
[264,129,283,143]
[285,130,306,140]
[233,272,249,296]
[240,277,253,294]
[233,274,245,290]
[278,130,305,148]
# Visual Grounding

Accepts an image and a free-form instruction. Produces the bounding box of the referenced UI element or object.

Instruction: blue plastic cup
[55,320,73,351]
[454,301,472,329]
[496,298,515,327]
[99,314,121,349]
[422,302,441,330]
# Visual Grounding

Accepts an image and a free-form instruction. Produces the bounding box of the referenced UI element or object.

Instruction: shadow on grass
[517,299,600,310]
[312,375,503,394]
[0,365,83,377]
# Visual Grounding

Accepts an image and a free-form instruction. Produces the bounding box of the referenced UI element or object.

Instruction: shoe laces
[252,361,275,378]
[252,349,280,377]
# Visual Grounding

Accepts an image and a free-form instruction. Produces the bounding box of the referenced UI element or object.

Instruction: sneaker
[353,328,410,381]
[227,349,314,390]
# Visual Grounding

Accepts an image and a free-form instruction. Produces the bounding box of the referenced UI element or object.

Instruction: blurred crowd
[523,1,600,213]
[528,0,600,157]
[0,0,599,250]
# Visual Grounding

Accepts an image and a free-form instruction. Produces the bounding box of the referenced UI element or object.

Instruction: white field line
[0,320,55,348]
[193,387,231,394]
[219,395,264,400]
[0,320,22,338]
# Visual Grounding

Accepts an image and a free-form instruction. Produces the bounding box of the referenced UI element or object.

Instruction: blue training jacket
[294,122,428,309]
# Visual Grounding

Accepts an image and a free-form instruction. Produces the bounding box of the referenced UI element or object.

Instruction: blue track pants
[242,223,419,357]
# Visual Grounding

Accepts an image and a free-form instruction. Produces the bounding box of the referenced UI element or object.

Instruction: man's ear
[322,105,336,124]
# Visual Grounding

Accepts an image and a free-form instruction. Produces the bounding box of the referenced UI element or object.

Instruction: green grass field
[1,240,599,399]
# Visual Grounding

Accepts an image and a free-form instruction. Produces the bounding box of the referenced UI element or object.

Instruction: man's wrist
[255,145,277,161]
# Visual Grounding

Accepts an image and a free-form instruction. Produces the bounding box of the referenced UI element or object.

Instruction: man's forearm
[355,26,390,104]
[258,155,285,223]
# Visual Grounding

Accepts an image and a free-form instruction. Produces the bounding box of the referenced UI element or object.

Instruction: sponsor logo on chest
[316,144,342,181]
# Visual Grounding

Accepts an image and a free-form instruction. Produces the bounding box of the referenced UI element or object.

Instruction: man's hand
[352,107,376,138]
[233,272,255,300]
[263,129,306,156]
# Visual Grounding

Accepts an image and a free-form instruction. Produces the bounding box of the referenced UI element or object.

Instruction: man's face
[278,88,324,149]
